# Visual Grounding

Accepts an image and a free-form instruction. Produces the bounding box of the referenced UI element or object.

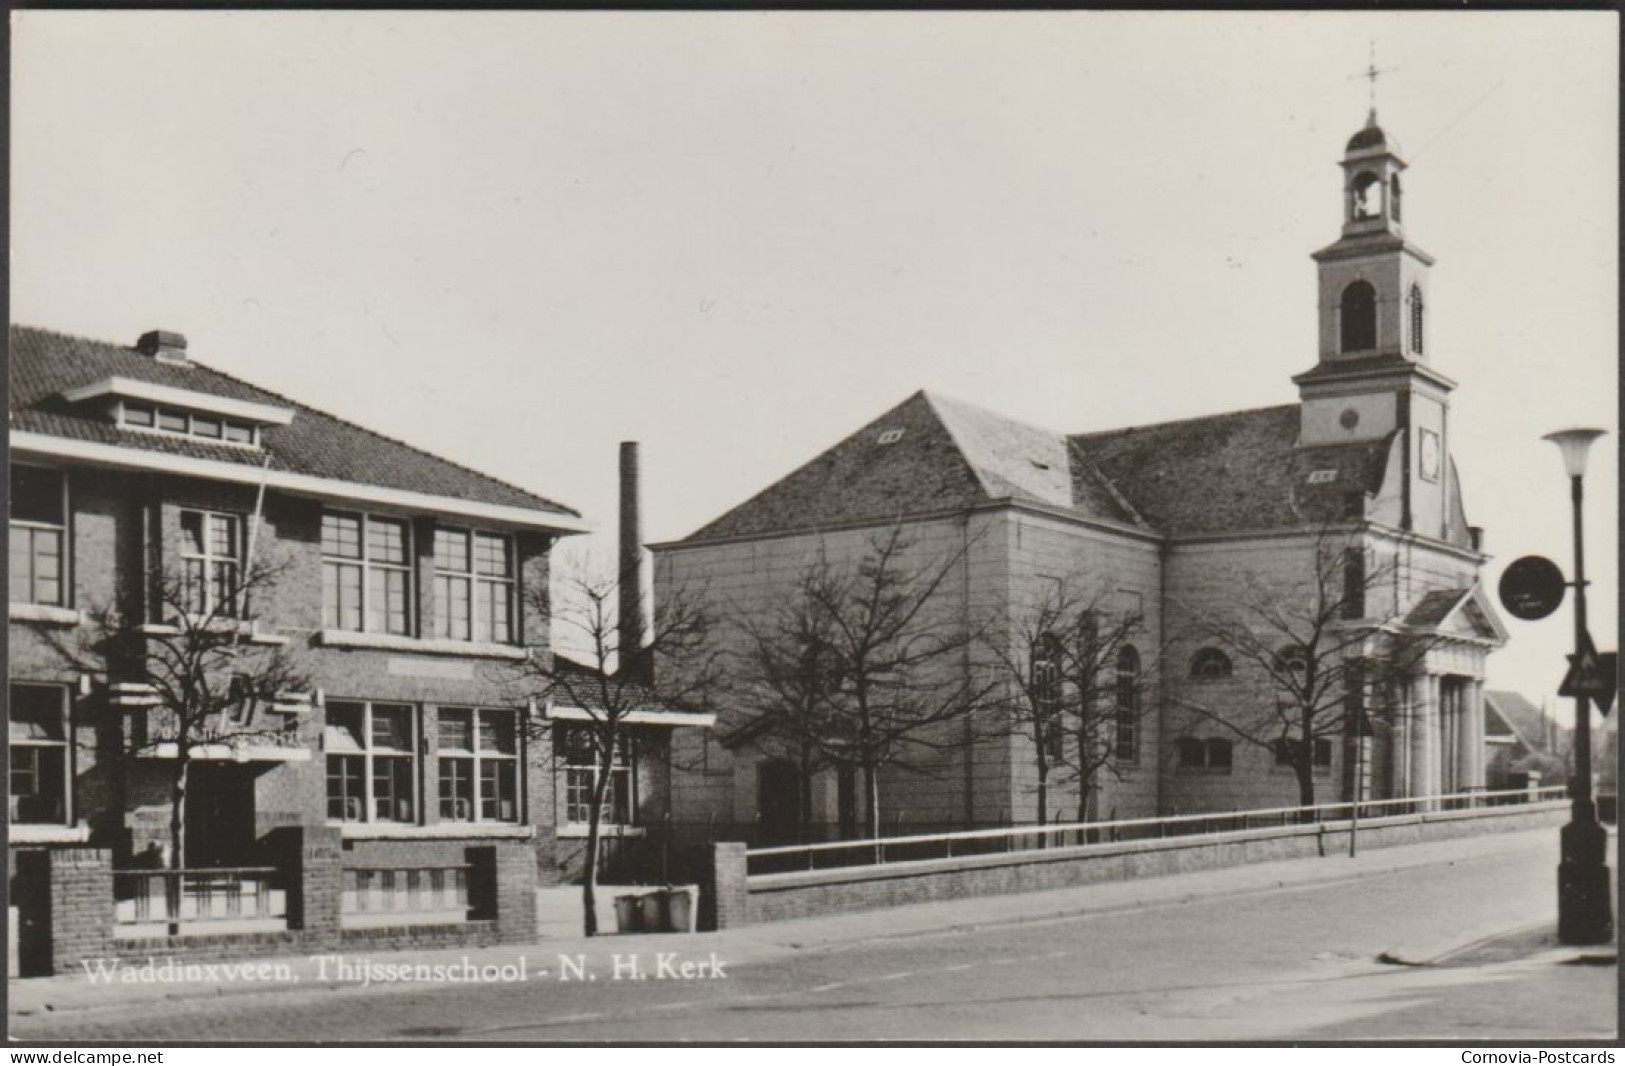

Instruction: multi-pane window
[1408,284,1424,356]
[1342,548,1367,620]
[1176,737,1233,772]
[1031,634,1064,763]
[179,510,241,616]
[120,403,259,446]
[437,708,520,823]
[1273,737,1335,772]
[9,684,69,824]
[557,725,635,827]
[1114,645,1141,763]
[325,701,417,823]
[433,529,515,643]
[10,466,65,606]
[322,512,412,635]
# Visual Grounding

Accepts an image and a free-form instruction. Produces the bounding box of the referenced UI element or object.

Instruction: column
[1465,680,1487,793]
[1391,679,1412,798]
[1411,674,1440,808]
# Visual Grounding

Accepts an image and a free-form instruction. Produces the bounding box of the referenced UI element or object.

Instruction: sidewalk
[8,825,1608,1021]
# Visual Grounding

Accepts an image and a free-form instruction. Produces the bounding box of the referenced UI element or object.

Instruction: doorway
[757,760,802,845]
[184,764,258,867]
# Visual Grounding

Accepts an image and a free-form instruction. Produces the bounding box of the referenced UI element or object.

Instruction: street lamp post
[1543,427,1613,946]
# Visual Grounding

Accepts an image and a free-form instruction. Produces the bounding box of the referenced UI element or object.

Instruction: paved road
[15,830,1615,1042]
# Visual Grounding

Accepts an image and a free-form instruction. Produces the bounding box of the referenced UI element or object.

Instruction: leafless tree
[91,559,309,881]
[730,524,996,840]
[979,578,1154,827]
[1172,530,1437,809]
[721,595,845,843]
[519,553,723,937]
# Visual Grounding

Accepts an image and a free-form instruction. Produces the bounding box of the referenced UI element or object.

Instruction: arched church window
[1390,173,1403,223]
[1114,646,1140,764]
[1340,281,1377,353]
[1408,284,1424,356]
[1190,647,1233,680]
[1351,172,1382,219]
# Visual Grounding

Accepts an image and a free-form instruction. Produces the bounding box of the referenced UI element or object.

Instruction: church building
[652,108,1509,842]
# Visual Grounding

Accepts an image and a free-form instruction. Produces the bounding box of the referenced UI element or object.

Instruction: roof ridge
[919,391,997,499]
[10,324,580,518]
[682,390,964,541]
[1070,401,1299,442]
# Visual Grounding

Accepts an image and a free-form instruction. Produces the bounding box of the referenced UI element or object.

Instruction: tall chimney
[618,441,648,682]
[136,330,189,365]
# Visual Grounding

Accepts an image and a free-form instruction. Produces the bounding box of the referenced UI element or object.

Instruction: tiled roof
[1069,405,1390,537]
[1404,588,1473,628]
[681,391,1400,544]
[1485,690,1559,754]
[682,392,991,542]
[682,391,1143,543]
[9,325,579,518]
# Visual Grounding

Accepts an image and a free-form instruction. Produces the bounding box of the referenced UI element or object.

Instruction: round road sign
[1498,555,1567,621]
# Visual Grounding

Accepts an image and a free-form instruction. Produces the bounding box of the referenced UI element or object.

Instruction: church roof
[1069,405,1390,537]
[681,391,1140,543]
[678,391,1397,545]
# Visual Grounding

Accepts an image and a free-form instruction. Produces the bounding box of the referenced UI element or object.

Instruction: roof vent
[136,330,188,365]
[1306,469,1338,485]
[877,428,905,445]
[1029,458,1051,471]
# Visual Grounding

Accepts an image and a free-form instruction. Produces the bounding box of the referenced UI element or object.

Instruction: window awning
[143,742,312,763]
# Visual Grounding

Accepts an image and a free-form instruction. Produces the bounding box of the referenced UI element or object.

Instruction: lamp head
[1542,428,1607,479]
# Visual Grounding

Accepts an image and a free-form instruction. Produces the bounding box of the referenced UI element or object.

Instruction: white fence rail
[745,785,1569,875]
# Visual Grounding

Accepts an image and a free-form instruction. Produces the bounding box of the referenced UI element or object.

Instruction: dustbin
[614,894,643,934]
[665,887,693,933]
[639,891,667,932]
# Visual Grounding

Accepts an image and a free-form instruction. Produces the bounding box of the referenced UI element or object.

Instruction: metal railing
[342,864,471,925]
[745,785,1569,876]
[113,867,285,925]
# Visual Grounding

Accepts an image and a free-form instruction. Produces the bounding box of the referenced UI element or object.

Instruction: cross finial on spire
[1349,41,1397,123]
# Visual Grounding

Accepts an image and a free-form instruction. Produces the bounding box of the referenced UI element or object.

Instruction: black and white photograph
[5,8,1618,1047]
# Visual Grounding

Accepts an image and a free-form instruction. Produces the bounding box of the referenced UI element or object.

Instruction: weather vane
[1349,41,1397,117]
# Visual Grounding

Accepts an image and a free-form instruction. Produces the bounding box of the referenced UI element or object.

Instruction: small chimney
[136,330,189,365]
[618,441,648,682]
[1468,526,1485,552]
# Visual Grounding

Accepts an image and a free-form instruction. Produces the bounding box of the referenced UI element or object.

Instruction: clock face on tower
[1419,428,1441,483]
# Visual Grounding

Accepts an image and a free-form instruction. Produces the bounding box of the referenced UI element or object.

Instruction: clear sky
[11,11,1617,722]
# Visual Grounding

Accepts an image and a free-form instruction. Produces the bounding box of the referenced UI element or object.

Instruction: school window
[9,684,70,824]
[120,403,260,447]
[438,707,520,823]
[325,701,418,823]
[557,725,635,827]
[322,512,412,635]
[10,466,66,607]
[179,510,242,616]
[1114,645,1141,764]
[433,528,515,644]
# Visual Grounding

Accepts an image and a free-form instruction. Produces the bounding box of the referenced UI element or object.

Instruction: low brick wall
[12,828,540,976]
[718,801,1569,927]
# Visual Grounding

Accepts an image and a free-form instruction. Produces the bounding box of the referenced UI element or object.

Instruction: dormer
[61,332,294,448]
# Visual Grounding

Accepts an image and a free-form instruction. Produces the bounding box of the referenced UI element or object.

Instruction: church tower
[1295,109,1460,542]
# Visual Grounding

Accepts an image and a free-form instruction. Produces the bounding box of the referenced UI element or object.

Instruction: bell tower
[1295,107,1460,542]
